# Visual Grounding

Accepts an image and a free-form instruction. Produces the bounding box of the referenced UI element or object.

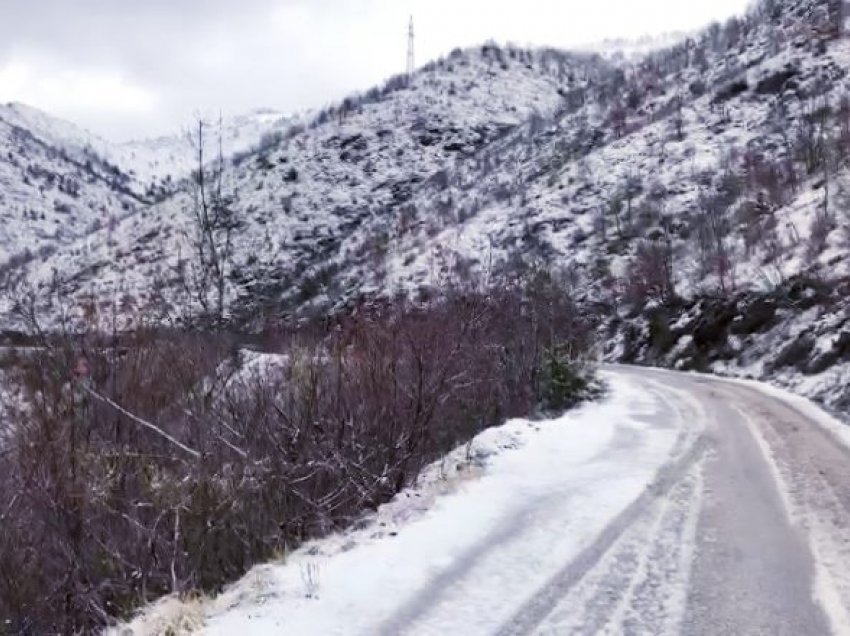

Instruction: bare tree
[622,171,643,232]
[609,101,628,138]
[627,237,676,305]
[837,92,850,159]
[794,99,829,175]
[669,93,686,141]
[594,204,608,242]
[608,192,624,239]
[184,117,240,325]
[695,191,734,293]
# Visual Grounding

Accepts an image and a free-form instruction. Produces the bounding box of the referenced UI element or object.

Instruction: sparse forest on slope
[3,44,608,330]
[4,0,850,337]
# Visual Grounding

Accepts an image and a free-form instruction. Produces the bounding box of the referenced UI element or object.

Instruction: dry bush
[623,239,676,306]
[0,279,594,633]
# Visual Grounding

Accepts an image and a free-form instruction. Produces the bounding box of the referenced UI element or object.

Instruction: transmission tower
[407,16,415,76]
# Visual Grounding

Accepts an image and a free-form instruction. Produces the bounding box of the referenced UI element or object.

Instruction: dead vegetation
[0,274,594,633]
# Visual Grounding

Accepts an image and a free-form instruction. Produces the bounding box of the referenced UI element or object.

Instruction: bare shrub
[0,280,593,632]
[624,239,676,305]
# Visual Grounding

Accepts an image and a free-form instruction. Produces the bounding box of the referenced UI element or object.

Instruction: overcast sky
[0,0,752,141]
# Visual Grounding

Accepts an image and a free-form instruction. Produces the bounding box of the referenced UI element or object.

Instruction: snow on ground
[113,371,694,636]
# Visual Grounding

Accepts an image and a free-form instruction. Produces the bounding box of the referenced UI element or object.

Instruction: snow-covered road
[121,367,850,635]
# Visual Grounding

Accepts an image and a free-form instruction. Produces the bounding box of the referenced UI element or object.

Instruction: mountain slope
[107,108,300,188]
[13,45,610,327]
[0,101,300,322]
[378,0,850,303]
[0,102,297,189]
[5,0,850,333]
[0,104,141,269]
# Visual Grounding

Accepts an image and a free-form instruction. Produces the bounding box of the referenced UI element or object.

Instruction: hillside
[3,0,850,336]
[0,103,142,270]
[377,0,850,303]
[0,103,297,287]
[8,45,610,328]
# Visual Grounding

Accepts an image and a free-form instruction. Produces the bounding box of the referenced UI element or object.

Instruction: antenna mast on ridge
[407,16,415,76]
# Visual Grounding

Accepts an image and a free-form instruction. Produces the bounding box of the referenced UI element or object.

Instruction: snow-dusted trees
[738,193,776,257]
[794,100,830,175]
[724,16,743,50]
[609,100,628,138]
[741,144,785,207]
[608,192,625,239]
[669,93,686,141]
[837,93,850,157]
[758,0,781,24]
[621,171,644,235]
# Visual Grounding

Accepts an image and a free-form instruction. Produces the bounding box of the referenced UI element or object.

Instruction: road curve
[494,366,850,635]
[611,367,850,636]
[199,366,850,636]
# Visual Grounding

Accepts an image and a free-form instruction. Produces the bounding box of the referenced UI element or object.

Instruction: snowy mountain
[0,103,141,270]
[0,101,297,300]
[9,45,609,327]
[1,101,296,187]
[3,0,850,335]
[6,1,850,631]
[107,108,300,187]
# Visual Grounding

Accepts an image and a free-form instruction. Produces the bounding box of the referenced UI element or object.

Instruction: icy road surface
[122,367,850,635]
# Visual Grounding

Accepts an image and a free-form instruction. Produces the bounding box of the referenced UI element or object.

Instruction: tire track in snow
[375,488,584,636]
[493,381,707,636]
[531,459,703,636]
[375,374,699,636]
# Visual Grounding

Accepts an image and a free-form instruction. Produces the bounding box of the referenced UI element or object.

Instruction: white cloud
[0,0,752,140]
[0,58,157,116]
